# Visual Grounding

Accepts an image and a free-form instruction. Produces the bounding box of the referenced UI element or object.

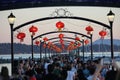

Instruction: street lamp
[29,25,38,60]
[31,35,34,60]
[85,26,93,61]
[39,37,43,61]
[90,32,93,61]
[107,10,115,59]
[82,36,85,61]
[8,12,16,75]
[45,41,49,58]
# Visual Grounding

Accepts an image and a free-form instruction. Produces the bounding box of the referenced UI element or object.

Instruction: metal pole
[40,41,42,61]
[49,49,51,58]
[90,34,93,61]
[110,22,114,59]
[10,24,14,75]
[83,39,85,61]
[45,43,47,58]
[78,47,80,56]
[31,35,34,60]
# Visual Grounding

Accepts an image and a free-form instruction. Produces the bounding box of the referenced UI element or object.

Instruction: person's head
[54,62,60,69]
[48,64,54,73]
[1,66,9,77]
[88,66,96,75]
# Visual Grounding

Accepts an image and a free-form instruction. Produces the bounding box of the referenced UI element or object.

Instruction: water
[0,52,120,59]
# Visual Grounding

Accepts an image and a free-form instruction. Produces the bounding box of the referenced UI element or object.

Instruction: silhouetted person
[44,64,59,80]
[0,66,10,80]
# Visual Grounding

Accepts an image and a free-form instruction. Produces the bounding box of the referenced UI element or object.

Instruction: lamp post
[31,35,34,60]
[82,37,85,61]
[77,47,80,56]
[45,41,48,58]
[39,38,42,61]
[8,12,16,75]
[107,10,115,59]
[90,32,93,61]
[85,26,93,61]
[29,25,38,60]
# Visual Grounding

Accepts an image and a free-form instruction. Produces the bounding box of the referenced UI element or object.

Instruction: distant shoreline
[0,52,120,59]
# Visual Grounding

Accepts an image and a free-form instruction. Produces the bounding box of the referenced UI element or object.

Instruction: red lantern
[99,30,107,39]
[17,32,26,42]
[77,43,81,47]
[43,37,48,42]
[29,25,38,36]
[75,36,80,41]
[70,41,74,44]
[48,42,52,46]
[43,43,46,48]
[35,40,40,46]
[59,33,64,39]
[84,39,89,45]
[60,39,64,44]
[56,21,64,31]
[85,26,94,34]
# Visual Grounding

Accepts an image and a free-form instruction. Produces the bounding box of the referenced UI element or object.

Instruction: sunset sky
[0,6,120,45]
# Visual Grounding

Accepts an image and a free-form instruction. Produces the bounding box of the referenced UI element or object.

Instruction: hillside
[93,39,120,45]
[0,39,120,54]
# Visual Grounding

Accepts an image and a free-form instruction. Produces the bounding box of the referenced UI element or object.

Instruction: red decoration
[43,37,48,42]
[85,26,94,34]
[75,36,80,41]
[29,25,38,36]
[70,41,74,44]
[99,30,107,39]
[84,39,89,45]
[17,32,26,42]
[35,40,40,46]
[56,21,64,31]
[59,33,64,39]
[60,39,64,44]
[48,42,52,45]
[43,43,46,48]
[77,43,81,47]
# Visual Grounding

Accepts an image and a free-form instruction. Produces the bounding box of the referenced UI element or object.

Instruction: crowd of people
[0,55,120,80]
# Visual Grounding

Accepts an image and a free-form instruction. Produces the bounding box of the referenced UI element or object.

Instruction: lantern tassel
[20,39,24,42]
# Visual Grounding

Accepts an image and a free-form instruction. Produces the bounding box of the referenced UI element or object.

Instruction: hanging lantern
[29,25,38,36]
[56,21,64,31]
[75,36,80,41]
[99,30,107,39]
[85,26,94,34]
[59,39,64,44]
[84,39,89,45]
[59,33,64,39]
[17,32,26,42]
[43,43,46,48]
[48,42,52,46]
[43,37,48,42]
[70,41,74,44]
[77,43,81,47]
[35,40,40,46]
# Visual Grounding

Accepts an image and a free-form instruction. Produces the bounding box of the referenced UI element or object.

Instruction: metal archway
[13,16,110,31]
[36,36,85,60]
[8,10,114,75]
[32,31,90,60]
